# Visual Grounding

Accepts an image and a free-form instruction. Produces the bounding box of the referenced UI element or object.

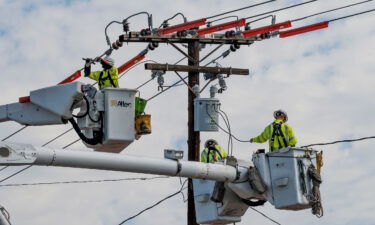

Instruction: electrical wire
[0,176,170,187]
[0,166,32,184]
[244,0,318,20]
[215,105,233,156]
[206,0,276,20]
[104,20,123,47]
[159,12,187,29]
[249,207,281,225]
[1,125,28,141]
[292,0,373,22]
[329,8,375,22]
[205,104,250,143]
[301,135,375,148]
[118,179,188,224]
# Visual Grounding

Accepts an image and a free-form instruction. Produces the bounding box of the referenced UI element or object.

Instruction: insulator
[112,42,119,50]
[123,22,129,32]
[157,74,164,87]
[234,42,240,49]
[140,29,147,36]
[259,32,271,39]
[162,21,169,28]
[116,40,123,47]
[218,74,227,91]
[244,24,251,31]
[230,45,237,52]
[148,43,155,50]
[181,30,188,37]
[151,42,159,48]
[145,28,152,36]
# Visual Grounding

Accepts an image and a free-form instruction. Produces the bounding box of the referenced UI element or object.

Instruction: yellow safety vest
[251,120,297,151]
[200,145,228,163]
[88,66,119,89]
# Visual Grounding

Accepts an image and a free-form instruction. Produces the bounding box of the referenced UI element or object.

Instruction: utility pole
[187,40,200,225]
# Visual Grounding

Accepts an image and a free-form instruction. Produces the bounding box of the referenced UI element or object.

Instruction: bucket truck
[0,82,323,224]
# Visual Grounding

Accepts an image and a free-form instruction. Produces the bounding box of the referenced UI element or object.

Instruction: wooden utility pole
[119,30,253,225]
[187,40,200,225]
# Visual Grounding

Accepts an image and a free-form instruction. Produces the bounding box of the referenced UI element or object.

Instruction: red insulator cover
[197,19,246,36]
[279,21,329,38]
[158,18,207,36]
[242,21,292,37]
[118,54,146,74]
[58,70,82,85]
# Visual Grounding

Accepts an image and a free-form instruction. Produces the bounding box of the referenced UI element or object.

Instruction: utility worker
[201,139,228,163]
[250,109,297,152]
[84,56,119,89]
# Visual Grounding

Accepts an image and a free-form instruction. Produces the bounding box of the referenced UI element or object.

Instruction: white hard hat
[205,139,218,148]
[101,56,115,66]
[274,109,288,122]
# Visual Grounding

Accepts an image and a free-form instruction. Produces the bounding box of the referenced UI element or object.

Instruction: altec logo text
[110,100,131,107]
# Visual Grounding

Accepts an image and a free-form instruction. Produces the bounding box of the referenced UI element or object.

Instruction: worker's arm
[251,125,270,143]
[288,125,297,146]
[87,71,101,82]
[109,66,120,88]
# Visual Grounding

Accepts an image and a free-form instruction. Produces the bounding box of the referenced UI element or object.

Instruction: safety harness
[98,70,116,88]
[206,147,223,163]
[270,122,288,151]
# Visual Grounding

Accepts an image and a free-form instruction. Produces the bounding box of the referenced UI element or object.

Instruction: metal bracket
[0,142,38,165]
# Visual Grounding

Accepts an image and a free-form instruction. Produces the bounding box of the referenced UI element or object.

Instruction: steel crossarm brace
[144,63,249,75]
[168,41,198,63]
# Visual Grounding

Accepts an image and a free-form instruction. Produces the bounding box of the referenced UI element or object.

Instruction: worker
[250,109,297,152]
[84,56,119,89]
[201,139,228,163]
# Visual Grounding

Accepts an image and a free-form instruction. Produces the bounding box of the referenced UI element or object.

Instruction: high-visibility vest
[200,145,228,163]
[251,120,297,151]
[88,66,119,89]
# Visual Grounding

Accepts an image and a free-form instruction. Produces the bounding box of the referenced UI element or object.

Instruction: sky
[0,0,374,225]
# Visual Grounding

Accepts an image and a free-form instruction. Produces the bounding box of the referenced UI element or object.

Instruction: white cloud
[0,0,375,225]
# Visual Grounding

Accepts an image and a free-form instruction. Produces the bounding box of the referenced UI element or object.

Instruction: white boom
[0,141,322,224]
[0,142,238,182]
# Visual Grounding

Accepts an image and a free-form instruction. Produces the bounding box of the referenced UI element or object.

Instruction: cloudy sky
[0,0,374,225]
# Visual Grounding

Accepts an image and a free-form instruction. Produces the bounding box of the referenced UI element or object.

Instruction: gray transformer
[194,98,220,132]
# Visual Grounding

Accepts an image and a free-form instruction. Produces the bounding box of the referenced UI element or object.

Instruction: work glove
[250,138,254,143]
[85,58,93,67]
[84,58,92,77]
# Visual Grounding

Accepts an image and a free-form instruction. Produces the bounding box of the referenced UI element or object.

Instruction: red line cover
[197,19,246,36]
[242,21,292,37]
[158,18,207,36]
[279,21,329,38]
[58,70,82,85]
[118,54,146,74]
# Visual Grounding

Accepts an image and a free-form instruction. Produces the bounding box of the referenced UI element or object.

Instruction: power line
[244,0,318,20]
[0,166,32,183]
[329,8,375,22]
[292,0,373,22]
[206,0,276,20]
[42,128,73,147]
[301,135,375,148]
[0,176,170,187]
[118,179,188,224]
[249,207,281,225]
[1,125,27,141]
